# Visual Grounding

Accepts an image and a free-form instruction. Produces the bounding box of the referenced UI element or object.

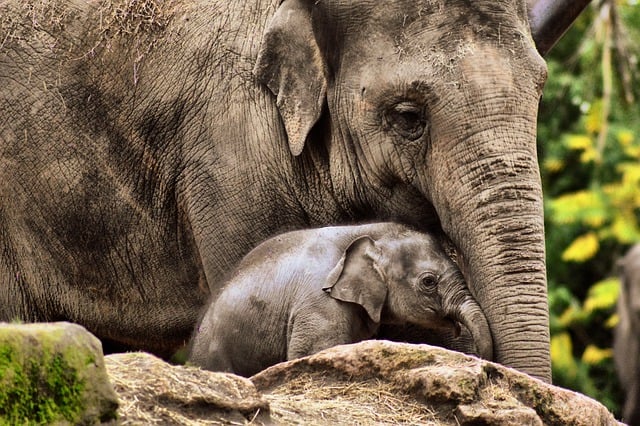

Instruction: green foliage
[0,345,85,425]
[548,279,621,411]
[539,0,640,417]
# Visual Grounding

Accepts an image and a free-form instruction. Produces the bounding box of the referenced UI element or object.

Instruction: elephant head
[253,0,584,382]
[323,231,493,360]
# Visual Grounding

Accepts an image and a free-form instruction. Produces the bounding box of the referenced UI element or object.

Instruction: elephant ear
[253,0,327,156]
[322,236,387,323]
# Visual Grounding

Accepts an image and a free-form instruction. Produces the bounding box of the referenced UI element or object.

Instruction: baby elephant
[189,223,493,377]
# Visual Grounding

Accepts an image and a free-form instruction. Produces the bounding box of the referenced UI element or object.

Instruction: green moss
[0,345,85,425]
[378,346,438,369]
[456,376,480,399]
[510,378,565,425]
[528,388,559,423]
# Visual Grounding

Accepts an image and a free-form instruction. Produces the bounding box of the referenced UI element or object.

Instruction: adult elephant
[615,244,640,424]
[0,0,587,382]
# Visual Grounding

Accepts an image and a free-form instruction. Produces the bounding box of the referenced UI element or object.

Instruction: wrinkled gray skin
[1,0,552,380]
[615,244,640,425]
[189,223,492,377]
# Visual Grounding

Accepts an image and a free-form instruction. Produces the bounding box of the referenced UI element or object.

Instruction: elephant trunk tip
[475,333,494,362]
[457,299,494,362]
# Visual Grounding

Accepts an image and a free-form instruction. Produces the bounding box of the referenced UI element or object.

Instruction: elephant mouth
[414,316,461,337]
[445,318,462,338]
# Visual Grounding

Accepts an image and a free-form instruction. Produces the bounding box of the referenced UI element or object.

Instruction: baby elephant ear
[253,0,327,156]
[322,236,387,323]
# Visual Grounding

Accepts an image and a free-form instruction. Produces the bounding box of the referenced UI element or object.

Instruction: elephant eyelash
[417,272,439,290]
[383,102,428,141]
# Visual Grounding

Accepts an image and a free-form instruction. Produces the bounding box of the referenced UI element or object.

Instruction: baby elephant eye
[385,102,426,141]
[419,273,438,289]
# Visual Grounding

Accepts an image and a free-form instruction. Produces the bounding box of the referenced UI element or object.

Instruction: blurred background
[537,0,640,416]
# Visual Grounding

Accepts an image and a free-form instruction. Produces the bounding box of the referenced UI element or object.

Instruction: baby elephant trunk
[441,270,494,361]
[456,298,494,361]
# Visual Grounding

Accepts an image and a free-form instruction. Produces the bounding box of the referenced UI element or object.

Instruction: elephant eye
[419,273,438,289]
[385,102,426,141]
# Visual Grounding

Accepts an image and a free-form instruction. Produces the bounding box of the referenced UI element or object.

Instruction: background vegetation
[538,0,640,416]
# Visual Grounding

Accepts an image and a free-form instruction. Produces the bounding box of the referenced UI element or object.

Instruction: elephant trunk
[456,298,494,361]
[422,37,551,381]
[426,116,551,381]
[440,269,493,361]
[444,158,550,381]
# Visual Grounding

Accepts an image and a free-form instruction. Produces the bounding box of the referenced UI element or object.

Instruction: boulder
[104,352,271,425]
[252,340,621,425]
[0,322,118,425]
[105,340,622,425]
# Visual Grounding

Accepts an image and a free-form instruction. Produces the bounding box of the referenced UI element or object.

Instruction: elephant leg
[288,306,373,360]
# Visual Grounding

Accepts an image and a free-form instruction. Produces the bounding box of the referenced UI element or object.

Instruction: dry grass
[264,373,443,425]
[93,0,179,83]
[103,344,614,425]
[98,0,176,37]
[0,0,68,48]
[105,353,269,425]
[105,351,449,425]
[0,0,176,58]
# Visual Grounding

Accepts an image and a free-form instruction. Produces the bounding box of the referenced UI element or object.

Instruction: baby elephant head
[323,230,493,360]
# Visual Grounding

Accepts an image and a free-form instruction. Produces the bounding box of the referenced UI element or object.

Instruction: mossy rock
[0,322,118,425]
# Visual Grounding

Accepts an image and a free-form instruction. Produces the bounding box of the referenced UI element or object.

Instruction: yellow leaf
[551,333,577,379]
[611,213,640,244]
[620,163,640,185]
[544,158,564,173]
[550,191,606,226]
[584,215,606,228]
[565,134,593,150]
[606,313,619,328]
[558,306,578,327]
[617,129,634,147]
[585,101,603,134]
[624,145,640,159]
[582,345,613,365]
[583,277,620,313]
[561,232,600,262]
[579,146,599,163]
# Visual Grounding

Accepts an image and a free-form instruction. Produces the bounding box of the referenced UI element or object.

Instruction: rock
[105,340,622,425]
[2,323,619,424]
[0,321,118,425]
[104,352,271,425]
[251,340,621,425]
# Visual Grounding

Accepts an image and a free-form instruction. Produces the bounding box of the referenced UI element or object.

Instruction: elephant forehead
[378,236,449,274]
[327,1,539,99]
[395,24,532,75]
[458,44,516,97]
[317,0,526,31]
